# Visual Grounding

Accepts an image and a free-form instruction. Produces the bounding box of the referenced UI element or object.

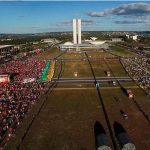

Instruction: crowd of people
[0,58,48,148]
[0,59,45,82]
[121,57,150,95]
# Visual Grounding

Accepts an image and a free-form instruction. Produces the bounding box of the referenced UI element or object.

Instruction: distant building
[126,35,138,41]
[59,41,108,51]
[131,35,138,41]
[0,39,12,42]
[110,38,123,42]
[0,45,19,59]
[60,19,108,51]
[42,39,54,43]
[32,42,39,45]
[126,35,130,39]
[90,37,97,41]
[73,19,81,44]
[41,38,59,44]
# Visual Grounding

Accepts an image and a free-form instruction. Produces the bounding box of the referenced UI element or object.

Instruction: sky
[0,1,150,33]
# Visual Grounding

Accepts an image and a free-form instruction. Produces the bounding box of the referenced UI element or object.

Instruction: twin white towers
[73,19,81,44]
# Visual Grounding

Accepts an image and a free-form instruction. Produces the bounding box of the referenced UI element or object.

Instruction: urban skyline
[0,1,150,33]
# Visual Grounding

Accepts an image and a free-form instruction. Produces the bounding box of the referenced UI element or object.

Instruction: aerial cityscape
[0,1,150,150]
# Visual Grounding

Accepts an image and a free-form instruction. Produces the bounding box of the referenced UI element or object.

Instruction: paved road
[52,86,139,90]
[53,77,131,80]
[51,77,133,83]
[51,79,133,83]
[54,57,128,62]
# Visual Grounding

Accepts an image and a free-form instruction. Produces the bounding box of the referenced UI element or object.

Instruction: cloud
[35,27,65,32]
[31,26,41,29]
[114,14,150,26]
[59,21,72,25]
[87,3,150,17]
[18,15,25,18]
[87,11,109,17]
[56,21,72,27]
[82,19,94,25]
[115,20,145,24]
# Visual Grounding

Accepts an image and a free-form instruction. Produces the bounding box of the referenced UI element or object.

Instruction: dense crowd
[121,57,150,95]
[0,58,47,148]
[134,49,150,58]
[0,59,45,82]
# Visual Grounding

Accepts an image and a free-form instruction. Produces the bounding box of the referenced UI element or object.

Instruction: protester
[0,57,47,148]
[121,57,150,95]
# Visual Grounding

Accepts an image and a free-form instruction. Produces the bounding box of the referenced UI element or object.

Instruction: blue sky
[0,1,150,33]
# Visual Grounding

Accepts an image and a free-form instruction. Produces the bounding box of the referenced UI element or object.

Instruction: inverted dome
[63,42,73,46]
[89,41,106,45]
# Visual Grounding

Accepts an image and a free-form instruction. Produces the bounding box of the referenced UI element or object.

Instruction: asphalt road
[51,77,133,83]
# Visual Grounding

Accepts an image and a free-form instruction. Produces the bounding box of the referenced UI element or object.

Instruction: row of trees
[0,37,43,45]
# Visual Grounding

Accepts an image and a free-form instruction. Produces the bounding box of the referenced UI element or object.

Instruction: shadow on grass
[113,121,135,149]
[94,121,111,150]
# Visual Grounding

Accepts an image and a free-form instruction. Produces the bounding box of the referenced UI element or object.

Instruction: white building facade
[73,19,81,44]
[59,19,108,51]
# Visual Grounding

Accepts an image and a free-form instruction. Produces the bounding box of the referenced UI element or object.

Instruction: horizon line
[0,30,150,34]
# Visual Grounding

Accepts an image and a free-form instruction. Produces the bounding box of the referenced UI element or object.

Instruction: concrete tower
[73,19,82,44]
[77,19,81,44]
[73,19,77,44]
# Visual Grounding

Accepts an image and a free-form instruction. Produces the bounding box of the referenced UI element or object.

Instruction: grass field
[86,51,115,58]
[6,86,150,150]
[110,46,138,57]
[60,61,93,78]
[35,49,115,61]
[6,89,107,150]
[54,57,128,78]
[5,48,150,150]
[35,47,62,60]
[59,52,85,59]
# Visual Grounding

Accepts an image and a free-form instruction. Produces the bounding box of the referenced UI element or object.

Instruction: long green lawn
[110,46,137,57]
[35,47,62,60]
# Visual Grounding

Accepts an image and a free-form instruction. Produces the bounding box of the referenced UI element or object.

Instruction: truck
[126,89,134,98]
[106,71,111,77]
[112,80,116,86]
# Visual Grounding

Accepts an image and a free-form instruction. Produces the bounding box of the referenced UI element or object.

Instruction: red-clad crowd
[0,59,45,82]
[0,58,47,148]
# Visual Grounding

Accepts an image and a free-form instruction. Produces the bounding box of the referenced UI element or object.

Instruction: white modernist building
[132,35,138,41]
[60,19,107,51]
[77,19,81,44]
[126,34,138,41]
[73,19,81,44]
[73,19,77,44]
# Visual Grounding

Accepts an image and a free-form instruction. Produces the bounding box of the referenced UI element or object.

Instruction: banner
[23,78,35,83]
[40,61,51,81]
[0,75,10,84]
